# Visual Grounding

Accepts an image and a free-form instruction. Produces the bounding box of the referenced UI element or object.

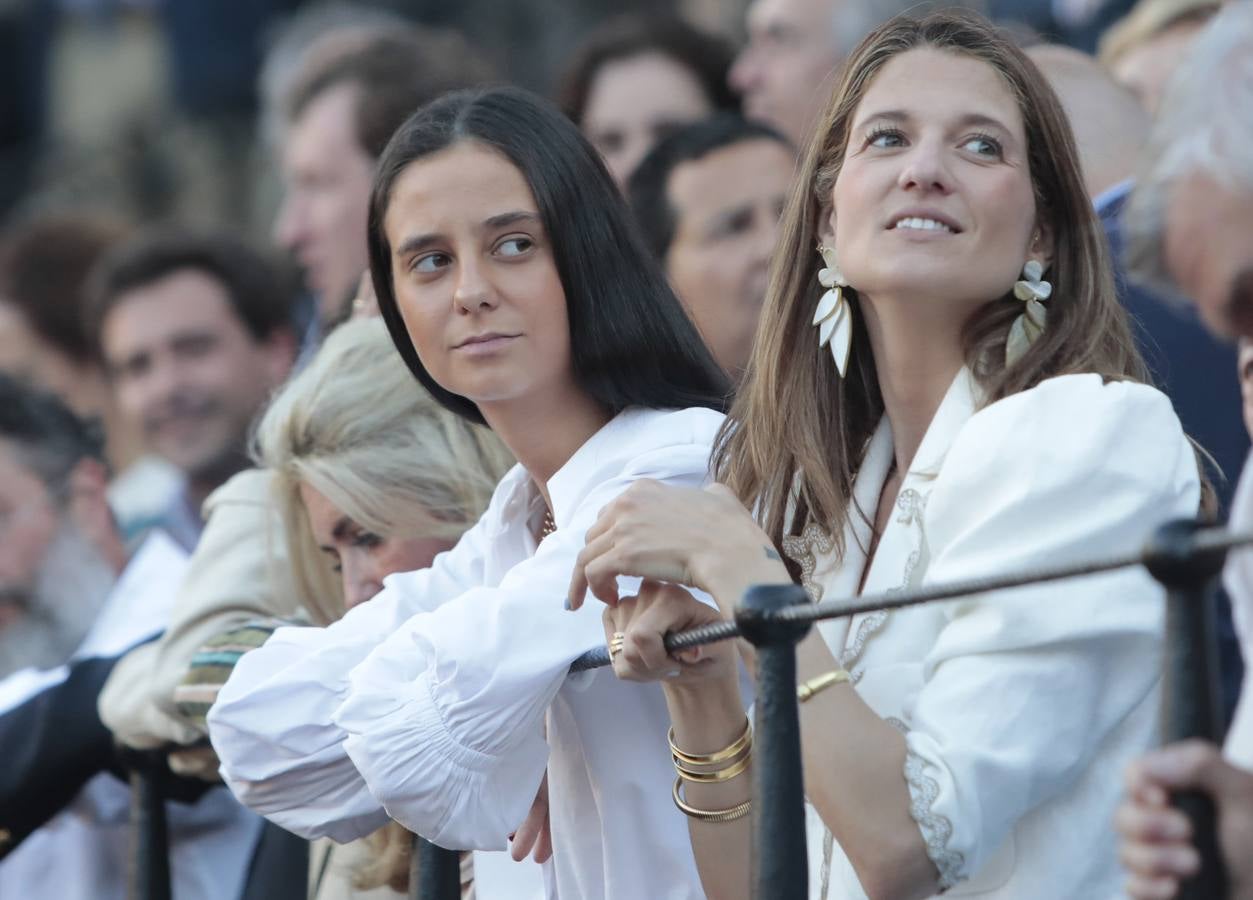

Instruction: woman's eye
[413,252,450,274]
[352,531,383,549]
[868,127,906,149]
[497,236,534,257]
[962,135,1002,157]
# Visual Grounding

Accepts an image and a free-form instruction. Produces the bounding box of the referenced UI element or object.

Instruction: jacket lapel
[839,369,979,674]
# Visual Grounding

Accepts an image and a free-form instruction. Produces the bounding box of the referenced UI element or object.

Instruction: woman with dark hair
[569,9,1201,900]
[556,14,739,189]
[208,86,731,899]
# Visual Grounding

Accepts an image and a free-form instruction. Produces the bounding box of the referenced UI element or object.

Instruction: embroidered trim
[781,521,835,603]
[904,746,966,891]
[885,716,909,734]
[841,489,927,674]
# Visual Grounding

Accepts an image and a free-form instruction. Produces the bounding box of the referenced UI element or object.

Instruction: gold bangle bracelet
[671,776,752,823]
[668,718,752,766]
[797,669,851,703]
[674,751,752,784]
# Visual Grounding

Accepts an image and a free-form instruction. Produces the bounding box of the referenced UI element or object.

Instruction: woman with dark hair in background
[556,14,739,189]
[208,86,732,900]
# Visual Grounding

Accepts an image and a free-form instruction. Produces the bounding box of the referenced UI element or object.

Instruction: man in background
[629,115,794,382]
[88,229,297,550]
[0,373,257,900]
[271,25,492,327]
[1116,6,1253,897]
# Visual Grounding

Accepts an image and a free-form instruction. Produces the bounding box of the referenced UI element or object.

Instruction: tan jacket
[98,469,304,774]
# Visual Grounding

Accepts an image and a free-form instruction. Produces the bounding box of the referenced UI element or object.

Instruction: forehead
[0,439,50,509]
[854,47,1024,136]
[102,269,242,353]
[748,0,831,32]
[298,480,343,538]
[285,82,368,167]
[669,139,794,210]
[584,53,710,124]
[384,143,539,237]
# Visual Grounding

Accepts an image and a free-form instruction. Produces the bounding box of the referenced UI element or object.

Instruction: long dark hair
[369,85,730,425]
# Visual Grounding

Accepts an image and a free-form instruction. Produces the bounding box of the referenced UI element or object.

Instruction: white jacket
[788,371,1200,899]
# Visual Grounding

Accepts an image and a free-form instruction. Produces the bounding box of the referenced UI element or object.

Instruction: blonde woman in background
[178,317,515,899]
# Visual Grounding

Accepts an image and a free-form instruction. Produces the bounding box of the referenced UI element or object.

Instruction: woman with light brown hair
[569,9,1201,898]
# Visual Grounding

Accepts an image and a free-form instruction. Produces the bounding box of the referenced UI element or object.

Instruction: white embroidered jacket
[784,370,1200,899]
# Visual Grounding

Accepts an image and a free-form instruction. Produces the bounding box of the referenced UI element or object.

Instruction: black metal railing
[128,519,1247,900]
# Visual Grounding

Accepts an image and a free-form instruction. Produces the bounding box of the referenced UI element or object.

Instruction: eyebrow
[853,109,1014,135]
[330,516,354,542]
[394,210,542,257]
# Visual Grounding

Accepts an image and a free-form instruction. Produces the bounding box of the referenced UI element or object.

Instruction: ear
[817,203,837,249]
[1031,221,1057,273]
[260,329,298,388]
[66,458,126,574]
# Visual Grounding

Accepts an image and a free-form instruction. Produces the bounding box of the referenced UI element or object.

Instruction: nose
[896,138,953,194]
[137,353,187,413]
[340,553,384,611]
[728,47,760,95]
[452,257,499,314]
[273,193,305,251]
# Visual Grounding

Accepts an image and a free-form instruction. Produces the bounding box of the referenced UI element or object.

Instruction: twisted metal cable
[569,527,1253,672]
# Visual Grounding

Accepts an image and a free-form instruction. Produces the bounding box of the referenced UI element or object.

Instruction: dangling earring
[1006,259,1051,365]
[814,245,852,377]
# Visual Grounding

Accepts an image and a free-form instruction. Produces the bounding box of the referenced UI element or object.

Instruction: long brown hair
[714,9,1147,553]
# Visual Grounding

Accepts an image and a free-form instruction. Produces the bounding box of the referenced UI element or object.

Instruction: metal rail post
[736,583,813,900]
[411,835,460,900]
[1143,519,1229,900]
[128,757,171,900]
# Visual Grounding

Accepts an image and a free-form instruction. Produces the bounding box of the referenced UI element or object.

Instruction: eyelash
[327,532,383,572]
[864,127,1004,158]
[866,126,903,148]
[965,132,1003,157]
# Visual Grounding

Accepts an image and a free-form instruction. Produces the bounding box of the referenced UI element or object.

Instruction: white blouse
[207,407,727,900]
[783,371,1200,899]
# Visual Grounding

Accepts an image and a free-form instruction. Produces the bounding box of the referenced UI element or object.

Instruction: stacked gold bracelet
[668,719,753,823]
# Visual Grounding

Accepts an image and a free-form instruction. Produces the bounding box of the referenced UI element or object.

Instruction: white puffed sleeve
[900,375,1200,888]
[206,507,492,842]
[334,443,713,851]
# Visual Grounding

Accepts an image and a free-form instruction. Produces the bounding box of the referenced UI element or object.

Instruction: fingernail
[563,597,572,611]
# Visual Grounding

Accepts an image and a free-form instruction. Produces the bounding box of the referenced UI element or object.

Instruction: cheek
[385,537,452,575]
[667,241,720,299]
[396,287,448,365]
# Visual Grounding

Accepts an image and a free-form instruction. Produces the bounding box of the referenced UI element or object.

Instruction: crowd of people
[0,0,1251,898]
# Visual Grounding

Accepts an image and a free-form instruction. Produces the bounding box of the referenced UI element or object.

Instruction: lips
[887,210,962,233]
[454,332,519,350]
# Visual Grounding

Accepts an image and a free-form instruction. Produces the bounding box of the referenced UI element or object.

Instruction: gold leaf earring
[1006,259,1051,365]
[814,245,852,377]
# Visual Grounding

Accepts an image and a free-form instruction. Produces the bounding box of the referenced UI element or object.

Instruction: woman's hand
[1115,740,1253,900]
[509,772,552,863]
[568,480,782,611]
[601,580,739,686]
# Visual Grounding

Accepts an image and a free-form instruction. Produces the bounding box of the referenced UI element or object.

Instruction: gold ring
[608,632,626,660]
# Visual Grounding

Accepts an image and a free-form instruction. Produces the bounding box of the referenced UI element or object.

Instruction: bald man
[1027,44,1149,200]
